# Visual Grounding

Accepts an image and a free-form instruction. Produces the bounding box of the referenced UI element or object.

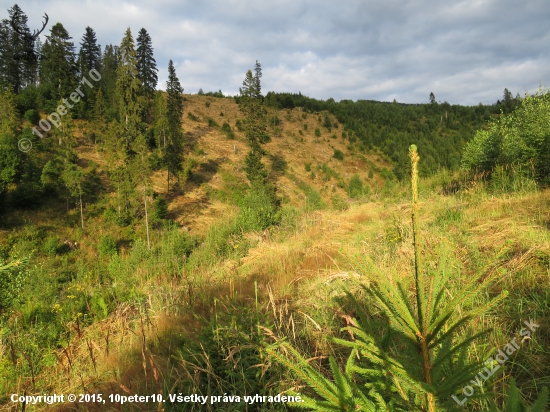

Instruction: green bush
[0,257,30,316]
[236,188,278,232]
[314,128,321,137]
[221,122,232,133]
[98,235,118,257]
[187,112,198,121]
[333,149,344,161]
[207,118,218,127]
[235,119,244,132]
[43,237,59,256]
[462,88,550,186]
[152,196,168,220]
[24,109,40,124]
[347,174,363,198]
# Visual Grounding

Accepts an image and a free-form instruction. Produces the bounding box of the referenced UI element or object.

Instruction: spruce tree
[165,59,184,191]
[100,44,119,119]
[0,19,9,89]
[112,28,146,221]
[76,27,101,116]
[239,64,274,201]
[136,28,158,98]
[116,28,144,157]
[254,60,262,97]
[2,5,36,93]
[39,23,77,111]
[78,26,101,72]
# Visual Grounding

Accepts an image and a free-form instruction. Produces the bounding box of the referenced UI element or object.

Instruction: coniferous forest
[1,3,550,411]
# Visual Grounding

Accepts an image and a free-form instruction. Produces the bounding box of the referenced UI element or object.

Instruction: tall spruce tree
[2,5,36,93]
[114,28,149,221]
[165,59,184,191]
[239,63,272,191]
[39,22,77,111]
[0,18,9,89]
[76,27,101,116]
[136,28,158,98]
[78,27,101,73]
[254,60,262,97]
[116,28,144,157]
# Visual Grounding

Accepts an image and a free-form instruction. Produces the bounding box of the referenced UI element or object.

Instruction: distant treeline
[263,91,522,178]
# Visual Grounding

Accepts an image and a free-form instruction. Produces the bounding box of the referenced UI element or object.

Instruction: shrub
[0,257,30,316]
[314,128,321,137]
[207,118,218,127]
[205,101,211,108]
[333,149,344,161]
[43,237,60,256]
[221,122,232,133]
[305,163,311,172]
[347,174,363,198]
[98,235,118,257]
[303,123,308,131]
[152,196,168,220]
[270,115,281,126]
[187,112,199,121]
[235,119,244,132]
[323,115,332,129]
[462,87,550,186]
[24,109,40,124]
[236,188,278,232]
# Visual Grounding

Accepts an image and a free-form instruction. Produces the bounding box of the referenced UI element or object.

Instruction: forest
[1,3,550,411]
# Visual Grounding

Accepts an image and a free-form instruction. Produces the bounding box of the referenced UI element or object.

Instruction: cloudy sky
[3,0,549,105]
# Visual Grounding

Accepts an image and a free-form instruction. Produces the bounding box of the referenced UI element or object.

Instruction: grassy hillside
[1,95,549,411]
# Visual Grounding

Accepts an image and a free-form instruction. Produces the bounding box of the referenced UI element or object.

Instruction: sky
[2,0,549,105]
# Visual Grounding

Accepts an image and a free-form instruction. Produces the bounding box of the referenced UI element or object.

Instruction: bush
[333,149,344,161]
[347,174,363,198]
[236,188,278,232]
[235,119,244,132]
[462,88,550,186]
[187,112,199,121]
[207,118,218,127]
[98,235,118,257]
[43,237,60,256]
[314,128,321,137]
[24,109,40,124]
[152,196,168,220]
[0,257,31,316]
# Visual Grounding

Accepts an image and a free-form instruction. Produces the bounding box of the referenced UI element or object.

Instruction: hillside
[75,94,393,235]
[2,83,550,411]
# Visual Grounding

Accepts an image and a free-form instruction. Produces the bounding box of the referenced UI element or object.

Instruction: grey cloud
[4,0,548,104]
